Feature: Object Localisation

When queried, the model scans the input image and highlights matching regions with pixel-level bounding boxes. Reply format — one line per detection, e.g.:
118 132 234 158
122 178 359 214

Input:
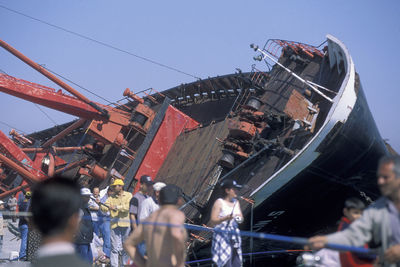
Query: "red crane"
0 39 199 198
0 39 156 195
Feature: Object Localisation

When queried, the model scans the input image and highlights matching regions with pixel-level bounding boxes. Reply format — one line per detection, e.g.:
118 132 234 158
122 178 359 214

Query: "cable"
0 4 201 80
0 120 27 134
0 67 9 75
42 65 113 104
33 104 58 126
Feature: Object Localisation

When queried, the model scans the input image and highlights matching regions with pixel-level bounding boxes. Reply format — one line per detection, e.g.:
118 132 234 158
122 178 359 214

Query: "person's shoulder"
130 195 139 205
33 254 90 267
132 192 142 200
168 208 185 220
213 198 223 207
123 191 132 197
367 197 387 209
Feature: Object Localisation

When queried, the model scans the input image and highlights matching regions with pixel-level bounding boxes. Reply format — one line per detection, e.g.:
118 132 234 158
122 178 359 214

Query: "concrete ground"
0 219 29 266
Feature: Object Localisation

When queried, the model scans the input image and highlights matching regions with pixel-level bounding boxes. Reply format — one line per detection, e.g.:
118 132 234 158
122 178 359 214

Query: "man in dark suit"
30 176 90 267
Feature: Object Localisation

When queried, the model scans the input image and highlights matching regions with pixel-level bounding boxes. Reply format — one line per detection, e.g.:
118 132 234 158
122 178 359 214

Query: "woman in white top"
210 179 243 267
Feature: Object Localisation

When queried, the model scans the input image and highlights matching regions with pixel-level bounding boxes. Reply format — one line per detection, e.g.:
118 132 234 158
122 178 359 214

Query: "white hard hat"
0 200 4 205
80 188 91 196
153 182 166 191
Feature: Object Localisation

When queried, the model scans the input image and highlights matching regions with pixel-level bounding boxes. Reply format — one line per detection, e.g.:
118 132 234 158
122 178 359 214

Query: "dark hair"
219 179 241 198
379 155 400 178
159 184 181 205
31 176 81 236
344 197 366 210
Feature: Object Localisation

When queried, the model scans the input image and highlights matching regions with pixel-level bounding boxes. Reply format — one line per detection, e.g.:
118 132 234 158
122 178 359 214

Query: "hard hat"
111 179 124 186
153 182 166 191
80 188 91 196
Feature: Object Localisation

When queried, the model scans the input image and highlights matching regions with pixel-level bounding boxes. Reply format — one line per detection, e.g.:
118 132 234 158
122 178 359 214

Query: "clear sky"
0 1 399 152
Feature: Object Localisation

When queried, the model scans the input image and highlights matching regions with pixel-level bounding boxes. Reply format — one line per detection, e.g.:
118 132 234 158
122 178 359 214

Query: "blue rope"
72 215 379 256
185 249 308 264
138 221 375 255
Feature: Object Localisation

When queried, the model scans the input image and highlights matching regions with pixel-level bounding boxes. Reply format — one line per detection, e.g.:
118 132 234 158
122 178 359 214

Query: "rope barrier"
185 249 311 264
2 211 375 256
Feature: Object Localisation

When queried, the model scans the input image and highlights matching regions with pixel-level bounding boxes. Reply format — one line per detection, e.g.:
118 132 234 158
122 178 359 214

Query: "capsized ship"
0 35 391 264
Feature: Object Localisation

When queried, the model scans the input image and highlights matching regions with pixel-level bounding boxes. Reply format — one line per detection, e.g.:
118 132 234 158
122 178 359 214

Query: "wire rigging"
33 104 58 126
0 4 201 80
0 120 27 134
42 65 114 104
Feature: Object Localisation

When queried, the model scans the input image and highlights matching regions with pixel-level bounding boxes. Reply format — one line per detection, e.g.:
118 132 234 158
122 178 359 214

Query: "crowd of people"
0 155 399 266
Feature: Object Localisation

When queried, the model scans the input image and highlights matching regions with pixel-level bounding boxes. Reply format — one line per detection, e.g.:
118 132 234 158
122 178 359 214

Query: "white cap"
80 188 91 196
0 200 4 205
110 168 123 179
153 182 166 191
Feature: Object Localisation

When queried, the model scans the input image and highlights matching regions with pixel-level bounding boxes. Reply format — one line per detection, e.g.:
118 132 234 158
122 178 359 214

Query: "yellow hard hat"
25 191 32 197
111 179 124 186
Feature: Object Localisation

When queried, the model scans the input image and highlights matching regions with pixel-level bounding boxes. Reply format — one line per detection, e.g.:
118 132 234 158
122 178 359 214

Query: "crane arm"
0 39 109 118
0 73 106 120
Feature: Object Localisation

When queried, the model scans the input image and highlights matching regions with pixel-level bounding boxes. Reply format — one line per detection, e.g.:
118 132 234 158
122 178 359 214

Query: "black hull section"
189 79 388 266
244 80 388 254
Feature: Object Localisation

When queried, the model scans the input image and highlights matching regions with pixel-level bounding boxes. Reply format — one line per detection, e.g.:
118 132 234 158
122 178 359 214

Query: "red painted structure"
0 38 199 199
133 105 199 193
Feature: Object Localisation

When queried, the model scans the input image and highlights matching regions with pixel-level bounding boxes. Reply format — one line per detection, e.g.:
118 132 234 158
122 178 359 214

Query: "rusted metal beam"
0 154 43 183
0 184 30 200
41 119 86 148
0 39 108 117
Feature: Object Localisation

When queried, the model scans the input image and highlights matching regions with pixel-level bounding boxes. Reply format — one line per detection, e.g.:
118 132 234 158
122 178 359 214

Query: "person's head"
139 175 154 194
25 191 32 200
377 155 400 199
31 176 81 239
153 182 166 201
78 176 91 188
343 197 365 222
110 168 122 186
159 184 181 206
110 179 124 194
0 200 4 210
93 187 100 198
220 179 242 200
80 188 91 205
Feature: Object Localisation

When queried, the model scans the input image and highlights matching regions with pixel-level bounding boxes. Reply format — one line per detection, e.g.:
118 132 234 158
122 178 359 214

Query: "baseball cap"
0 200 4 205
220 179 242 189
140 175 154 185
153 182 166 191
80 188 91 196
111 179 124 186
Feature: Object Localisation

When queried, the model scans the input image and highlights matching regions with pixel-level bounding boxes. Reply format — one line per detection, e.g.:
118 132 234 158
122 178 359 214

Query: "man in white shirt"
139 182 166 221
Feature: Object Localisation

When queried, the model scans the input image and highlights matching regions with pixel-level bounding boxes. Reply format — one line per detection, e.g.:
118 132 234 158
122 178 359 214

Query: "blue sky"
0 1 399 152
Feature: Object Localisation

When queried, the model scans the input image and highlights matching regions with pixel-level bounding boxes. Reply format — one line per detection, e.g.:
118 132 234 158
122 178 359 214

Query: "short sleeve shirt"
129 192 148 219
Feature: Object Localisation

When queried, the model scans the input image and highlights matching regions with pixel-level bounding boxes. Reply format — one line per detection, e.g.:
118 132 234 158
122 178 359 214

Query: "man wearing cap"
18 190 31 260
124 184 187 267
101 178 132 267
139 182 167 221
129 175 154 231
75 187 94 264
